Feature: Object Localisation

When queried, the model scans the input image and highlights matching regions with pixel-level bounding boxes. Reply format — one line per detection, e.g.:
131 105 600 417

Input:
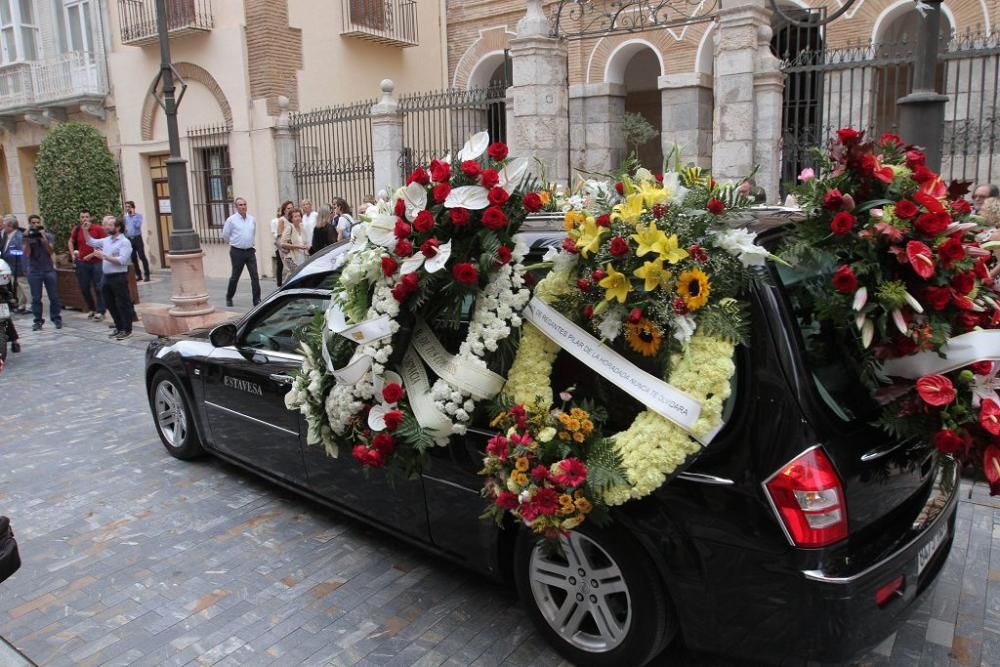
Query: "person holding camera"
23 214 62 332
0 216 27 314
68 209 107 321
83 215 134 340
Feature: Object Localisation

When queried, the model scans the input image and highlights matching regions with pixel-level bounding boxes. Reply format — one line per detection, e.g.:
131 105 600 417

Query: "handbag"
0 516 21 583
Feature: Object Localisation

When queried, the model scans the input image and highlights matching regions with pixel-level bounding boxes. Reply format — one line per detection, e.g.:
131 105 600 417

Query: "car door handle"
269 373 294 385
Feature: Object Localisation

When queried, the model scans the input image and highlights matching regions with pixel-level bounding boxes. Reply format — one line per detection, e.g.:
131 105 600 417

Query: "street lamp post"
896 0 949 171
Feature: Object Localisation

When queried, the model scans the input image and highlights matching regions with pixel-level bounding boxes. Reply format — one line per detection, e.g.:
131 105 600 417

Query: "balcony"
341 0 418 48
0 52 108 115
119 0 213 47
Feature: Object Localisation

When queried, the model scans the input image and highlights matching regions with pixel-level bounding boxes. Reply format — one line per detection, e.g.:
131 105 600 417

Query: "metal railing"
0 52 107 112
340 0 418 47
118 0 213 46
0 63 34 110
187 123 232 244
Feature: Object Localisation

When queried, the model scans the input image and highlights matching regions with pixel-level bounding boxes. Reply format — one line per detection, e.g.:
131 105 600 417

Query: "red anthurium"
981 399 1000 436
984 445 1000 496
932 429 964 454
906 241 936 279
916 374 956 406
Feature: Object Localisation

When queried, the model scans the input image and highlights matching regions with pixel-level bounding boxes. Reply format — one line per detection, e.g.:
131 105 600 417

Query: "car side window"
242 295 329 355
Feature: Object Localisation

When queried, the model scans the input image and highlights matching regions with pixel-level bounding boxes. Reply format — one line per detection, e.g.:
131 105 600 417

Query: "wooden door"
149 155 173 268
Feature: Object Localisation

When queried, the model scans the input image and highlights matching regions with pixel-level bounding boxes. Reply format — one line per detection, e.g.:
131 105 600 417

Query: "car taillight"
764 447 848 548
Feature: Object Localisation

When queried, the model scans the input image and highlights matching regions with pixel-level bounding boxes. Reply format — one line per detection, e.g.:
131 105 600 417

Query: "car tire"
515 523 676 667
149 369 204 460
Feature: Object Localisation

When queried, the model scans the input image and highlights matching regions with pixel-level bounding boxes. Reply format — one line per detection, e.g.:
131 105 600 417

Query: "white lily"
852 286 868 311
902 290 924 314
672 314 698 344
403 182 427 222
861 320 875 348
892 309 909 335
498 157 530 194
661 171 688 203
444 185 490 210
399 240 452 275
634 167 654 182
542 245 578 273
456 131 490 161
971 363 1000 407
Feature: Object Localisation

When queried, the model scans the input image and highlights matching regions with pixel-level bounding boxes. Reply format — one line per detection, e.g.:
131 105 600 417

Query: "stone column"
569 82 626 175
659 73 714 169
508 0 569 184
753 26 784 204
370 79 404 195
273 95 298 203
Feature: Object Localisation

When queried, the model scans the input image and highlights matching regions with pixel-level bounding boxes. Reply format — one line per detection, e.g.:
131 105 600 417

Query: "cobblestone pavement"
0 272 998 666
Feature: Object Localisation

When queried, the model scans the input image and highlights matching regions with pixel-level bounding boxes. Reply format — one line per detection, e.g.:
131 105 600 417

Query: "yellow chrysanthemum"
515 456 530 472
633 260 671 292
598 264 632 303
625 318 663 357
676 268 711 311
575 216 607 257
574 497 593 513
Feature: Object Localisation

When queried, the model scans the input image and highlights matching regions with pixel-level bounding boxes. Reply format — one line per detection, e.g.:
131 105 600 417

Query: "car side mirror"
210 322 238 348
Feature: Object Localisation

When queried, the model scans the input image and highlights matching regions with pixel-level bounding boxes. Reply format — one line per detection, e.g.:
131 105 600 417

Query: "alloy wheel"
154 380 188 447
528 531 632 653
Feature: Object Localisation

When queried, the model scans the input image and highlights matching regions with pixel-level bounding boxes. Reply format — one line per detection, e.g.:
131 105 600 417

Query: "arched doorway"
467 51 511 145
607 42 663 169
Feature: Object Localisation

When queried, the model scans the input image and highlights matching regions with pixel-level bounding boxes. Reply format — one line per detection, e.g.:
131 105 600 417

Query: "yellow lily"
638 181 668 208
611 193 646 225
598 264 632 303
575 216 608 257
658 233 689 264
633 260 671 292
631 221 668 258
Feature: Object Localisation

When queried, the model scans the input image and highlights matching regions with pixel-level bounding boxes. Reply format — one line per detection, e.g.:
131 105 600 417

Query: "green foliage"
622 112 657 155
36 122 123 248
584 438 628 497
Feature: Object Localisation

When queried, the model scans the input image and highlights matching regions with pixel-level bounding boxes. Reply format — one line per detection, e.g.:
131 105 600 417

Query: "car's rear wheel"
150 369 204 460
515 524 675 667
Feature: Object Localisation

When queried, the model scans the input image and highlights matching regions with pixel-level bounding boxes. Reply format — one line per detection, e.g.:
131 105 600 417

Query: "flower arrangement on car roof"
782 129 1000 490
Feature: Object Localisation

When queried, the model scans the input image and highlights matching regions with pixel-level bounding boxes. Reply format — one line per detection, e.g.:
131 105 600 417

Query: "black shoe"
116 331 132 341
31 322 42 331
54 320 63 330
108 329 120 338
226 299 234 307
11 342 20 353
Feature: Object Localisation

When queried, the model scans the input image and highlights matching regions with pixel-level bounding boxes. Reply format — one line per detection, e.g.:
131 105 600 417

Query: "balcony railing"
119 0 213 46
341 0 418 47
0 52 108 113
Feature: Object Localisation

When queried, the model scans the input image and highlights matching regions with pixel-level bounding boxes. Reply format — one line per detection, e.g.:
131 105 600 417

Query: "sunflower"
676 268 711 311
625 318 663 357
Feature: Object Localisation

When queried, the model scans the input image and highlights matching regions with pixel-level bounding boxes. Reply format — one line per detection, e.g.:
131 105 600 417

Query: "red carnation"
830 211 856 236
881 133 904 147
915 212 950 237
419 238 440 258
452 262 479 286
951 198 972 215
924 286 951 311
980 399 1000 436
894 199 918 220
591 269 607 282
461 160 481 178
487 142 509 161
576 278 592 292
932 429 964 454
394 238 414 258
906 241 936 279
551 458 588 488
450 208 470 226
432 183 451 203
429 159 451 183
394 198 407 217
628 307 643 324
488 187 510 207
938 237 966 267
906 149 927 168
413 210 435 233
823 189 844 211
480 168 500 188
394 219 412 239
672 298 688 315
382 382 405 404
383 409 404 431
482 206 508 231
407 167 429 186
951 271 975 295
688 245 708 263
609 236 630 257
381 255 398 277
495 491 518 510
837 127 862 144
596 214 611 227
615 182 625 195
391 272 419 302
495 245 511 265
707 198 725 215
916 374 956 406
652 204 667 218
523 192 543 212
371 433 395 456
831 264 858 294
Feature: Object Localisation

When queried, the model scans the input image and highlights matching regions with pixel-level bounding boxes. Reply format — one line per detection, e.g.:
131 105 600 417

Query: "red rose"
591 269 606 282
912 165 936 183
482 206 508 231
924 286 951 311
371 433 395 456
823 189 844 211
381 255 398 277
487 187 510 207
971 361 994 376
980 399 1000 436
830 211 856 236
480 168 500 188
916 374 956 406
707 198 725 215
461 160 481 178
413 210 435 233
394 238 414 257
894 199 918 219
406 167 429 186
906 241 936 279
383 409 404 431
561 237 578 254
432 183 451 203
394 219 412 239
523 192 543 212
609 236 629 256
915 212 950 237
495 245 511 265
582 305 594 318
352 444 372 466
596 214 611 227
382 382 405 404
957 311 983 331
951 271 975 295
881 133 904 147
831 264 858 294
450 208 470 226
394 198 406 217
390 272 418 301
615 182 625 195
429 159 451 183
951 198 972 215
419 238 440 257
837 127 862 144
628 307 643 324
932 429 964 454
487 142 509 161
906 149 927 168
938 237 966 266
495 491 518 510
452 262 479 286
576 278 592 292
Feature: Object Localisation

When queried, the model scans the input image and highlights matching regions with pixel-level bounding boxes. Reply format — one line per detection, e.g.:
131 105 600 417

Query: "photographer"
23 214 62 331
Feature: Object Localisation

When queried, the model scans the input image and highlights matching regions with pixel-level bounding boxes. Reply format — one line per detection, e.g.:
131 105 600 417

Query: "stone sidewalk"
0 275 998 666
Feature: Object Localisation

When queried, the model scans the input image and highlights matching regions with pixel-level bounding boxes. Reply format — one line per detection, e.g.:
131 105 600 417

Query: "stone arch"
695 23 714 75
140 63 232 142
452 26 516 89
467 50 508 90
872 0 956 44
585 28 694 83
603 38 665 85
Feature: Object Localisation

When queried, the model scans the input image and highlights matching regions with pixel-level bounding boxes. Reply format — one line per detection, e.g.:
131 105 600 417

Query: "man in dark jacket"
0 215 27 314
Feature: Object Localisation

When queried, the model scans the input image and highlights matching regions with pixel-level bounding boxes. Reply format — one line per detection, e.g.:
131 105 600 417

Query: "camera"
26 227 41 239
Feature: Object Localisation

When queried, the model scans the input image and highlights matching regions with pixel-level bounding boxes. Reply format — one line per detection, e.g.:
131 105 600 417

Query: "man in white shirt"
301 199 317 247
222 197 261 307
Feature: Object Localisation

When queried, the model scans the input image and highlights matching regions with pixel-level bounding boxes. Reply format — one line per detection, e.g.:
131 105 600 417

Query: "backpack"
337 213 355 239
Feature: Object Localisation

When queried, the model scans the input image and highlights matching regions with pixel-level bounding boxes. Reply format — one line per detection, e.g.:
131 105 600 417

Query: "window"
0 0 40 64
243 295 330 355
201 146 232 227
62 0 94 53
349 0 386 30
187 123 234 243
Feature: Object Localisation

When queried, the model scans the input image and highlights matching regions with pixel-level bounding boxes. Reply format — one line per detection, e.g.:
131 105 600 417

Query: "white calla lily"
456 131 490 161
424 240 452 273
400 253 425 275
444 185 491 210
902 290 924 314
892 309 909 335
366 214 398 248
498 157 530 194
403 182 427 222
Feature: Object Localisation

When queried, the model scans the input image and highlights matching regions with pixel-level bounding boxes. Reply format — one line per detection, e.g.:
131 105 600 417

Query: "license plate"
917 525 947 577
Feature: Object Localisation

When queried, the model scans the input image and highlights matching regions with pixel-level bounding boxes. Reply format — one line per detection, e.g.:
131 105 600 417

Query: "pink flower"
798 168 815 182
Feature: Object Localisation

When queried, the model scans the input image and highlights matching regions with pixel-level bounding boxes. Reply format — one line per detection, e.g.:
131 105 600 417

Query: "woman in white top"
270 200 293 286
279 207 309 275
333 197 356 242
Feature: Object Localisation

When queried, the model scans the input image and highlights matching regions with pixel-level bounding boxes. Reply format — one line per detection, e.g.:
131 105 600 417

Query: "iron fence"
186 123 232 244
398 85 508 179
290 99 377 213
941 31 1000 185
